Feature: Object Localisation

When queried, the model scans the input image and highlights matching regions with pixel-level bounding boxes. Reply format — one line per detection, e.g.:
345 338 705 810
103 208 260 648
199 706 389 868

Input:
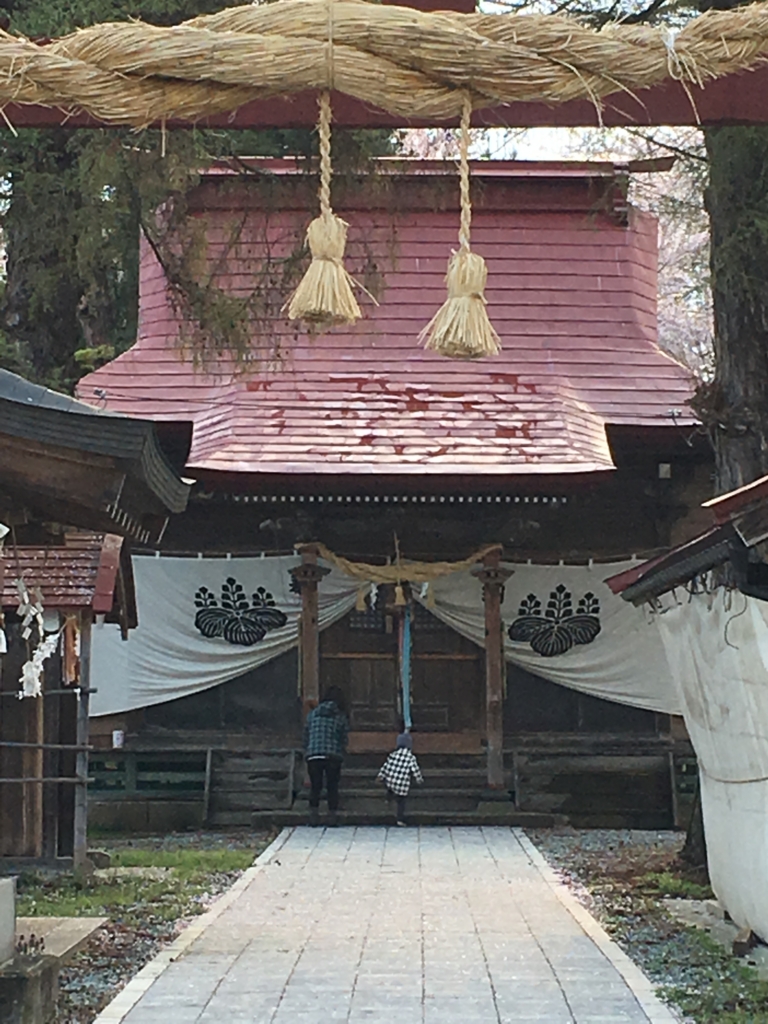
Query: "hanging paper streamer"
19 630 61 699
419 93 501 360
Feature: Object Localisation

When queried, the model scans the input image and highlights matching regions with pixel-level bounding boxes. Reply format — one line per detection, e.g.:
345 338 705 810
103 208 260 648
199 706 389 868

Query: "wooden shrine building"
77 158 710 828
0 370 190 867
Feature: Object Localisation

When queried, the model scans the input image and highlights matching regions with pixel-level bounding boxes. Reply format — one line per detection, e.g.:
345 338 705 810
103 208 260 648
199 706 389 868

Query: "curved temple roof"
79 160 695 481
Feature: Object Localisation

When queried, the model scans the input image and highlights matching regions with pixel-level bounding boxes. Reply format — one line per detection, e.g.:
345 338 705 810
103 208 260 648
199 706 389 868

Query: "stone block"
733 926 757 957
0 878 15 967
147 800 203 833
86 849 111 869
89 798 202 833
0 955 58 1024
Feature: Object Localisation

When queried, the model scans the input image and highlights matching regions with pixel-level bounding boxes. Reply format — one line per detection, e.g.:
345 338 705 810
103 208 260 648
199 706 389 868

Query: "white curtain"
91 554 358 716
423 560 680 714
655 590 768 941
92 554 679 716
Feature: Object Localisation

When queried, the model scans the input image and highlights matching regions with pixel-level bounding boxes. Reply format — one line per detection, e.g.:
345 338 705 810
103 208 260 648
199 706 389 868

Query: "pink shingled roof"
78 160 695 477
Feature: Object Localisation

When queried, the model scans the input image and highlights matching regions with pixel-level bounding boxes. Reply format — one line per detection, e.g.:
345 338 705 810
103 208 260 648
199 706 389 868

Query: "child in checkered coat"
377 731 423 826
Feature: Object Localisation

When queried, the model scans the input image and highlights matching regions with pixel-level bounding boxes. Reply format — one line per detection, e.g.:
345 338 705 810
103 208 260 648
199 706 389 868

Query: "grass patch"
656 929 768 1022
640 870 715 901
108 847 254 875
17 874 207 922
16 831 274 1024
16 837 269 923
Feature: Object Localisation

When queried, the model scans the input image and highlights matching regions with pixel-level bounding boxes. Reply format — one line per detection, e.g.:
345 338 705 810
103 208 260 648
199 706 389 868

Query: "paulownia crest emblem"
508 584 601 657
194 577 287 646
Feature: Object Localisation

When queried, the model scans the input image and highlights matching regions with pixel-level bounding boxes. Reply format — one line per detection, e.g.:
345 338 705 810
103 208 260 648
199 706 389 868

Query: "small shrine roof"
79 160 696 480
0 533 136 628
605 472 768 605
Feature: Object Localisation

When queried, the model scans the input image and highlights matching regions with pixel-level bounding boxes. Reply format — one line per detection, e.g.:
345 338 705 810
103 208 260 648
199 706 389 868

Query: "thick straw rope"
6 0 768 126
302 542 500 585
419 94 501 360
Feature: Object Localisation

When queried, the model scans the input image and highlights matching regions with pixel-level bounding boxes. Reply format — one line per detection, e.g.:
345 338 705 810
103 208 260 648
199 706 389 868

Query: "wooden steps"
245 809 565 828
205 750 297 826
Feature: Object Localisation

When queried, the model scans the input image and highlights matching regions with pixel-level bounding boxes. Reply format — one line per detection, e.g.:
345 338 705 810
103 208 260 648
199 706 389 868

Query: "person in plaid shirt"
303 686 349 827
377 731 423 826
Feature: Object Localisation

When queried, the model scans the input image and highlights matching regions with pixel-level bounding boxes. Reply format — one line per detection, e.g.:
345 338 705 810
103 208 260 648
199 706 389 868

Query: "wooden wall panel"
504 662 658 736
144 649 301 740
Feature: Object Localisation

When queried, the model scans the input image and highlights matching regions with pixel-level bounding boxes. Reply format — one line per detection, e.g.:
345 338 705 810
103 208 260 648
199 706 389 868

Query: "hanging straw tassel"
355 585 368 612
419 94 501 360
284 91 363 328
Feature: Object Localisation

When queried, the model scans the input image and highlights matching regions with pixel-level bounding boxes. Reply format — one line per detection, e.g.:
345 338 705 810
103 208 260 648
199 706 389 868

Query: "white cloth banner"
93 554 679 717
424 560 680 714
91 555 358 716
656 591 768 940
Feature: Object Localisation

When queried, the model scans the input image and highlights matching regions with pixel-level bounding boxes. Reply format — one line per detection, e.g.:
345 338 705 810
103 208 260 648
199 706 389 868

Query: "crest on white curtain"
194 577 288 646
508 584 601 657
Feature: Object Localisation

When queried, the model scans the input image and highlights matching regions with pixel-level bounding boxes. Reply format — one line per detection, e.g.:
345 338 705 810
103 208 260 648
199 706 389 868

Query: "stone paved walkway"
96 827 678 1024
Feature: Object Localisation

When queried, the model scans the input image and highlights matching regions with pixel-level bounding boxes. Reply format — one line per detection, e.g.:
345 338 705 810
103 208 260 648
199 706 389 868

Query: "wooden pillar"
73 610 92 873
290 547 330 719
22 688 44 858
473 548 513 790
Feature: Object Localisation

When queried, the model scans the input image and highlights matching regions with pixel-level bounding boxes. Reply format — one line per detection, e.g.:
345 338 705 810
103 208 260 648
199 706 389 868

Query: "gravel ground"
529 826 684 912
49 830 275 1024
528 827 768 1023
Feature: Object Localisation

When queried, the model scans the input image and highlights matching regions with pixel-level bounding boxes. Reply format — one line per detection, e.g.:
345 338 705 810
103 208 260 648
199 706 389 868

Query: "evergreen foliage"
0 0 392 390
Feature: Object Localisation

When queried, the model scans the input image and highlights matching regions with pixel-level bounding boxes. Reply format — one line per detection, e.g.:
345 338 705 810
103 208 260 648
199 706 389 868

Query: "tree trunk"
680 778 708 875
684 126 768 880
699 126 768 491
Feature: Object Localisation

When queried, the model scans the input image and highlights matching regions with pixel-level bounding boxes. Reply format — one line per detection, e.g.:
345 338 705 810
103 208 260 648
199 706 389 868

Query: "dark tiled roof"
0 368 192 522
1 533 127 613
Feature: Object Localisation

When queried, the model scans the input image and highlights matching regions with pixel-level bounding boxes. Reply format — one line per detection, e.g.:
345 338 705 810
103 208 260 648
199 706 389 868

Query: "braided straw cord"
5 0 768 126
458 92 472 251
318 90 332 217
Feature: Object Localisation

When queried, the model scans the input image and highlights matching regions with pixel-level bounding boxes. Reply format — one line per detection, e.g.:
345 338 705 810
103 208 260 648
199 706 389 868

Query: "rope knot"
445 248 489 299
660 26 684 80
306 210 349 261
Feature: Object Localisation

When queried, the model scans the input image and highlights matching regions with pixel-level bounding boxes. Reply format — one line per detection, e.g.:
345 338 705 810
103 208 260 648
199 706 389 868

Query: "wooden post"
202 747 213 827
22 688 44 858
473 548 513 790
290 546 330 719
73 610 92 873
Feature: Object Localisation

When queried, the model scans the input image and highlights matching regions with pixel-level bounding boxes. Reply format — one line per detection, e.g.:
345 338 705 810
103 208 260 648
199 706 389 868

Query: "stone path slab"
94 827 678 1024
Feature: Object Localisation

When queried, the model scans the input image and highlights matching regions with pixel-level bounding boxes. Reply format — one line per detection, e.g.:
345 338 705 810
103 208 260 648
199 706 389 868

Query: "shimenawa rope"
14 0 768 127
301 541 501 585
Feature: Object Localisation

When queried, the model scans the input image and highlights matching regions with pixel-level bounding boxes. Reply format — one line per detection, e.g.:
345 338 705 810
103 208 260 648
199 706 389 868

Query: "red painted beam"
4 67 768 130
